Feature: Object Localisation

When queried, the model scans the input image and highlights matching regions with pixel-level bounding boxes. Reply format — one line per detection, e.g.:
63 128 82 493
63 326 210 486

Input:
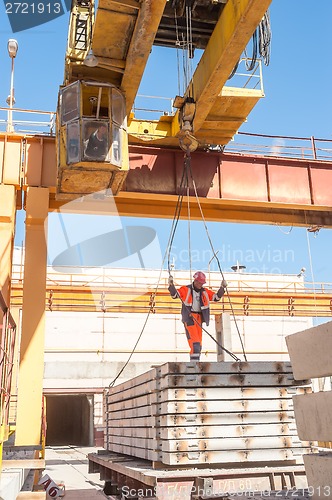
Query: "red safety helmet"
193 271 206 284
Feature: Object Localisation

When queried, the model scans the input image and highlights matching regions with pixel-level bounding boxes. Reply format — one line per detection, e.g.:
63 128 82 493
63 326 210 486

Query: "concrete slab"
0 451 42 499
2 459 45 470
0 469 25 500
59 491 105 498
303 452 332 500
16 493 46 499
106 361 309 466
293 391 332 441
286 321 332 380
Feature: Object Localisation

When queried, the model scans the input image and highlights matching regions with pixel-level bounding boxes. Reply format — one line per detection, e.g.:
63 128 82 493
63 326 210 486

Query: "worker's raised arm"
168 275 178 299
213 279 228 302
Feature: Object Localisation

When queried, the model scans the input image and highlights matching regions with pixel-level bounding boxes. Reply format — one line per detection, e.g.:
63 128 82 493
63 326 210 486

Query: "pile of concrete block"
104 361 312 466
286 320 332 499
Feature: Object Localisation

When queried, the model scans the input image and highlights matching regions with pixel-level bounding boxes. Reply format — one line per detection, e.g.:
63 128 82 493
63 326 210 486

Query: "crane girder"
69 0 167 116
2 133 332 228
181 0 272 135
120 0 168 116
65 0 272 148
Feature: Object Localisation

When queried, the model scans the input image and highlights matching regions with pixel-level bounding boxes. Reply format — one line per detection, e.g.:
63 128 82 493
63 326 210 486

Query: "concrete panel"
104 361 310 466
0 468 26 500
303 453 332 499
293 391 332 441
286 321 332 380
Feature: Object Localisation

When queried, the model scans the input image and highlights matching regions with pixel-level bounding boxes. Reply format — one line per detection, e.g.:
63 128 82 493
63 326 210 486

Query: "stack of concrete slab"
104 361 312 466
286 321 332 499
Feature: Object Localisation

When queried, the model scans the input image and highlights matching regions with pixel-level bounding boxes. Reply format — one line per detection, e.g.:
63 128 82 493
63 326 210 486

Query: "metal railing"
1 106 332 163
132 58 263 121
11 261 332 295
0 106 55 135
224 131 332 162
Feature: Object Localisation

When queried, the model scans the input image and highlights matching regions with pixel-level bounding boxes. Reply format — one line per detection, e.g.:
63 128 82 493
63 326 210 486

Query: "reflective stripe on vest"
201 290 210 311
183 287 193 307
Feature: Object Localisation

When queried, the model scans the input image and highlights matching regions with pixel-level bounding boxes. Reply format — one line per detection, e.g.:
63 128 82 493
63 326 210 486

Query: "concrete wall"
43 311 312 389
11 261 314 446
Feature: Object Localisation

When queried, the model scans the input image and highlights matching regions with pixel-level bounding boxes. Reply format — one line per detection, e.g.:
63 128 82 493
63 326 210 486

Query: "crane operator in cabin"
85 123 108 160
168 272 227 361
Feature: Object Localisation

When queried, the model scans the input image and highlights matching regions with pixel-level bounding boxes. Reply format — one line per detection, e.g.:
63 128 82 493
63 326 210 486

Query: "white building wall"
43 308 312 389
11 253 315 443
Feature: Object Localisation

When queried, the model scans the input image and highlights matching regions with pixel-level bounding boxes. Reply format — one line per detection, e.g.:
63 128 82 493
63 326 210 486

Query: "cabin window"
61 83 80 125
111 125 121 165
82 119 110 161
111 88 126 126
67 121 80 164
82 85 109 118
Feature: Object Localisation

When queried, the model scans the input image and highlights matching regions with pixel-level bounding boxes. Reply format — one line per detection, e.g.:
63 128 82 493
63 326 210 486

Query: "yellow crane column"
15 187 49 445
0 184 16 460
0 185 16 307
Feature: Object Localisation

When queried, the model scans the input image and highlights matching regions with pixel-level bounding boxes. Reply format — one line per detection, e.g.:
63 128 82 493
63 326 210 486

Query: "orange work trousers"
184 313 202 361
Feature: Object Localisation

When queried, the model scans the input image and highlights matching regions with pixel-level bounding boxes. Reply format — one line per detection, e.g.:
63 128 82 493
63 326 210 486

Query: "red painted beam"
126 146 332 207
2 134 331 225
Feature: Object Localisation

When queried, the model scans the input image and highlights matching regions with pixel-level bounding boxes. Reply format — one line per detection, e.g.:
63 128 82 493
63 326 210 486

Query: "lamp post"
6 39 18 133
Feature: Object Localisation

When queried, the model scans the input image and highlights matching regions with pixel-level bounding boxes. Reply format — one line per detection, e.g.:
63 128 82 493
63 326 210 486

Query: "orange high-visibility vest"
174 284 220 326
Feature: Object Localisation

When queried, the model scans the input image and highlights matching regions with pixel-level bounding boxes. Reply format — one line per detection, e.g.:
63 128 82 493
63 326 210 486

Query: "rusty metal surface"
212 492 311 499
126 147 332 208
88 451 308 499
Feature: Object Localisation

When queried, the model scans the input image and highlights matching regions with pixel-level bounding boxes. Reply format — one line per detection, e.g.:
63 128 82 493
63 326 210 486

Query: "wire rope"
167 152 244 362
174 9 182 96
305 216 318 322
244 28 258 71
109 156 190 388
187 183 192 280
275 223 294 235
259 10 272 66
186 155 248 362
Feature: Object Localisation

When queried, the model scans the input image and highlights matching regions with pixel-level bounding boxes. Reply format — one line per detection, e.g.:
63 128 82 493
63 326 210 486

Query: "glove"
221 279 227 288
168 275 177 298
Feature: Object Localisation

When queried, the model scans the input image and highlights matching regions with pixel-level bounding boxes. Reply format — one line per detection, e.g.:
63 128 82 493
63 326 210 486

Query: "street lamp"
6 39 18 133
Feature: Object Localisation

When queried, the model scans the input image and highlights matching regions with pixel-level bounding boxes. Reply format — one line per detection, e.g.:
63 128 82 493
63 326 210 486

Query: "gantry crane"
2 0 332 471
56 0 272 198
0 0 274 453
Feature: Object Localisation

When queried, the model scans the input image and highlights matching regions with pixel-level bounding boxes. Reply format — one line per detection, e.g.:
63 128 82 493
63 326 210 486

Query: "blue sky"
1 1 332 285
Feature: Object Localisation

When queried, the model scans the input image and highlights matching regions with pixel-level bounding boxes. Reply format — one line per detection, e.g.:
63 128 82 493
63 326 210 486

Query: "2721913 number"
5 2 61 14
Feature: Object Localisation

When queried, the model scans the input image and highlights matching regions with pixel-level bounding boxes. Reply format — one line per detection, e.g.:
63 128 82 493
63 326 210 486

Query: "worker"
85 123 108 160
168 271 227 361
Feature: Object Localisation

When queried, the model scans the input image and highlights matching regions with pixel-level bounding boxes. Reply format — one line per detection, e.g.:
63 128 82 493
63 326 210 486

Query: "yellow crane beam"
92 0 167 116
65 0 272 147
173 0 272 142
10 283 332 317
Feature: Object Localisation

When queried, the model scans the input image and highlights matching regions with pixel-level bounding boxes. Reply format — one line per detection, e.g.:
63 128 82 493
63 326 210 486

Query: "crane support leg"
0 185 16 307
0 185 16 463
15 187 49 446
